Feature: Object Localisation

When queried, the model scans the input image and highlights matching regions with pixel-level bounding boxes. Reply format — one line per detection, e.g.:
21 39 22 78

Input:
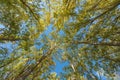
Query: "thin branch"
91 1 120 23
0 37 28 41
0 56 20 68
104 56 120 63
75 1 120 29
88 0 102 11
73 41 120 46
20 0 40 24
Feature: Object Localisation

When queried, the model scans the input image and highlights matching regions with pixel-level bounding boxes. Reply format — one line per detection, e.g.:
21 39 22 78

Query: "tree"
0 0 120 80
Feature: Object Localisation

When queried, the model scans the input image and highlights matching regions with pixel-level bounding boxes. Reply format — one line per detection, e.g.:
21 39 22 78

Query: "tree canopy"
0 0 120 80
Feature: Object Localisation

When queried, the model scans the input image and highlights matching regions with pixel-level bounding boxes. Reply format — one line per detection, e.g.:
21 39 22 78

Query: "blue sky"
36 25 69 75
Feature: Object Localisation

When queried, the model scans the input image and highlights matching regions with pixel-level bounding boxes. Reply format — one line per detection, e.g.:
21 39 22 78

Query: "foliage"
0 0 120 80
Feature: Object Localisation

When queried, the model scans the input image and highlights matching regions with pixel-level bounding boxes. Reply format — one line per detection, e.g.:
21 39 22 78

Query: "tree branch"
104 56 120 63
0 36 29 41
91 0 120 23
20 0 40 24
14 46 56 80
88 0 102 11
73 41 120 46
0 57 19 68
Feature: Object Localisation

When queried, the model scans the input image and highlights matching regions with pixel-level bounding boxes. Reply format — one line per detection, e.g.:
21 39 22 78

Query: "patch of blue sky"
35 42 44 50
0 42 17 54
0 24 5 34
98 37 103 42
58 30 66 37
34 25 52 48
91 69 107 80
52 58 69 76
0 24 4 28
74 27 87 41
38 11 44 15
117 5 120 9
18 21 29 36
44 24 53 35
